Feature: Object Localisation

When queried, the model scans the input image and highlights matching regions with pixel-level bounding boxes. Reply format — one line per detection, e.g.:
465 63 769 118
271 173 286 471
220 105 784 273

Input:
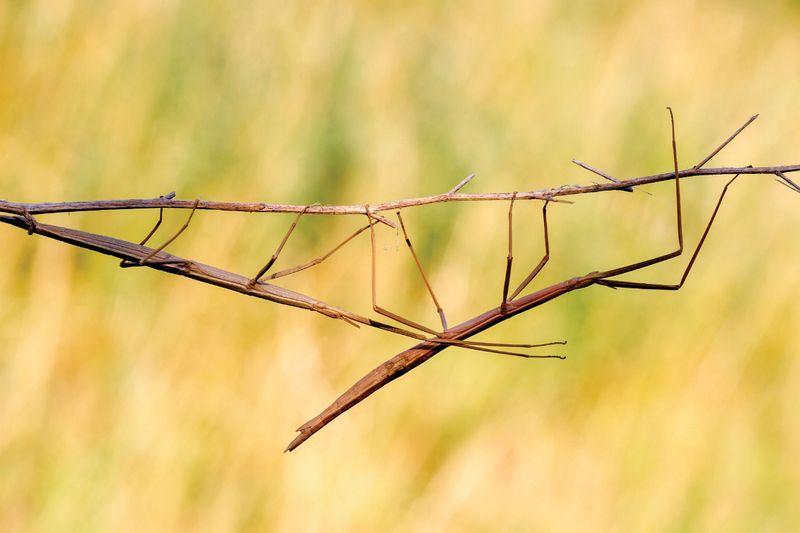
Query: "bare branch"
2 164 798 223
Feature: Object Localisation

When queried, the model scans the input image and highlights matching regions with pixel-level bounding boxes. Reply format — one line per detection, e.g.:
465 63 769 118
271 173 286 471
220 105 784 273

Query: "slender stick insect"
0 110 797 451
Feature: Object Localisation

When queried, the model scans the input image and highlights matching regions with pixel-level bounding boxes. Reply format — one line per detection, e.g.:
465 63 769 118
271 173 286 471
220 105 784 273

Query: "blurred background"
1 1 800 531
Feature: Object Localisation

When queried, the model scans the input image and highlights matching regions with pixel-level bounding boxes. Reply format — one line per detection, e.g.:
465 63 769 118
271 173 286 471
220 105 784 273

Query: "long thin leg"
396 210 448 331
776 171 800 193
248 205 310 287
265 222 374 280
363 311 564 357
138 208 164 246
366 207 562 354
120 192 181 267
120 208 164 267
591 107 684 280
596 175 739 290
509 201 550 301
501 193 517 308
367 206 439 336
139 200 200 265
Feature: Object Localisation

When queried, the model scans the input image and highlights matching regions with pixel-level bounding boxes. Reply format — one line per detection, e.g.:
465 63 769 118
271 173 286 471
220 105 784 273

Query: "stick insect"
1 110 798 452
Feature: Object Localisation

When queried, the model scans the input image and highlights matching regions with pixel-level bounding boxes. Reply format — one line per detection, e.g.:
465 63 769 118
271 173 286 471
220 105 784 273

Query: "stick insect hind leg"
592 107 740 289
366 206 565 358
595 174 739 290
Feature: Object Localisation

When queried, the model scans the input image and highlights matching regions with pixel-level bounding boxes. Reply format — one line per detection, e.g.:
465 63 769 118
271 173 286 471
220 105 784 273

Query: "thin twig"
2 164 798 221
693 114 758 169
448 173 476 194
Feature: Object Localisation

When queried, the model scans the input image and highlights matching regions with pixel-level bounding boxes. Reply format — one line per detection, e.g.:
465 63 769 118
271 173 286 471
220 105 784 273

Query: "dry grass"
1 1 800 531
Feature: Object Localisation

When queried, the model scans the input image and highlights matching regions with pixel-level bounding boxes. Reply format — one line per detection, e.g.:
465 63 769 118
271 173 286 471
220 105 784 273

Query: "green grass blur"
2 1 800 531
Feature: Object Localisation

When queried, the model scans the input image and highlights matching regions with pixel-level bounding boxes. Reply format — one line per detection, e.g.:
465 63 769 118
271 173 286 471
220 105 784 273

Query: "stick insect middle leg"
508 200 551 302
365 206 564 356
501 192 517 309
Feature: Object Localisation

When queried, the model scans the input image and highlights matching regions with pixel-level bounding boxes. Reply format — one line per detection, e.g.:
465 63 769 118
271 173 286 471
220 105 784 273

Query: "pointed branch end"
284 432 308 453
285 417 324 452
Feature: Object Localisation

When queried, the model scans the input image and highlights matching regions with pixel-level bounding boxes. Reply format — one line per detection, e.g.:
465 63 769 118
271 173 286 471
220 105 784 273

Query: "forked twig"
0 111 797 453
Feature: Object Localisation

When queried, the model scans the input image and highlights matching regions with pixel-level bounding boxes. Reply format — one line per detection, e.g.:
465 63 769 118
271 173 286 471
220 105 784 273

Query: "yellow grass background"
2 1 800 531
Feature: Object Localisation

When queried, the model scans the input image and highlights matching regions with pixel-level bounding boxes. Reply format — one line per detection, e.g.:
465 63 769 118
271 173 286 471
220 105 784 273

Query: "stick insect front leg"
247 205 312 288
120 199 200 268
119 207 164 267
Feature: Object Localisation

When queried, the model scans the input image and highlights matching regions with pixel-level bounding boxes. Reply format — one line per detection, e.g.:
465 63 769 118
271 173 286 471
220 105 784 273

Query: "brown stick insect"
1 109 797 451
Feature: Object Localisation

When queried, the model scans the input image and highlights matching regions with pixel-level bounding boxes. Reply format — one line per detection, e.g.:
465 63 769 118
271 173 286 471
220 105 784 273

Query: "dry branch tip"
448 173 476 195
